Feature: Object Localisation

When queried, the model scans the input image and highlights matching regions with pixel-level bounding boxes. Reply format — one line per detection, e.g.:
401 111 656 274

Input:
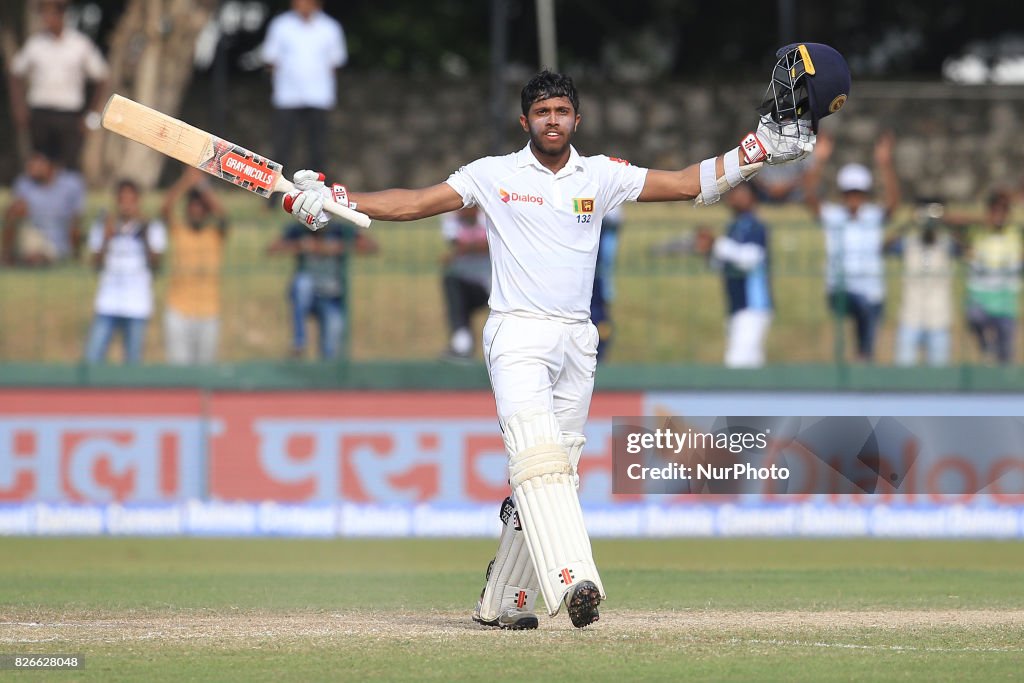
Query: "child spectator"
803 132 900 363
964 190 1022 364
699 184 773 367
885 198 960 366
267 221 377 360
161 169 228 365
84 180 166 364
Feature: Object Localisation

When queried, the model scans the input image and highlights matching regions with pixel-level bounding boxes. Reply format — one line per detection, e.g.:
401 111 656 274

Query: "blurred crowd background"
2 0 1023 369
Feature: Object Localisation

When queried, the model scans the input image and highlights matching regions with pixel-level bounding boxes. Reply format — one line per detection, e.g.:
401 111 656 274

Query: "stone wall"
5 75 1023 203
226 76 1015 203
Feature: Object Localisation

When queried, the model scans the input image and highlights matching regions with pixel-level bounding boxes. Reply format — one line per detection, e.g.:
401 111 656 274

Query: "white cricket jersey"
446 144 647 320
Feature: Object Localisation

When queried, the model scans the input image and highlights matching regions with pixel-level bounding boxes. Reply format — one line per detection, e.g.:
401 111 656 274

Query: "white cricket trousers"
482 312 599 434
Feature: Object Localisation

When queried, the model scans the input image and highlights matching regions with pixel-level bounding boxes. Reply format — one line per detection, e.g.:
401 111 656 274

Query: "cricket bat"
101 94 371 229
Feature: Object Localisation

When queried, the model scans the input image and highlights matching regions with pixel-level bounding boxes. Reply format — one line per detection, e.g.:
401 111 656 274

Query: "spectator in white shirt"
261 0 347 178
804 133 901 363
9 0 109 171
440 206 491 359
84 181 167 365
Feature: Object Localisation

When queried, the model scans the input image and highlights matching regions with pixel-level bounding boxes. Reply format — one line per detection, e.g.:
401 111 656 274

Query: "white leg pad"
505 408 604 616
477 431 588 621
475 497 539 622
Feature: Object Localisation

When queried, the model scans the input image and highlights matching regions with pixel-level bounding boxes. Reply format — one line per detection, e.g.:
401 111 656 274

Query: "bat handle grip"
274 178 372 229
322 197 372 229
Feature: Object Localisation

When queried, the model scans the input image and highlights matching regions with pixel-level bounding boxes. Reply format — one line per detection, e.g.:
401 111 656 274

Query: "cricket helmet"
758 43 851 133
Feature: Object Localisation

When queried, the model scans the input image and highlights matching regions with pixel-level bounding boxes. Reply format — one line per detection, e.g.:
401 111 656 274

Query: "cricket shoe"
472 562 539 630
564 580 601 628
472 607 539 630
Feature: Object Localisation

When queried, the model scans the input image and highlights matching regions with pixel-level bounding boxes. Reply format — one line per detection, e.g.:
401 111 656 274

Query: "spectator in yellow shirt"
160 169 228 365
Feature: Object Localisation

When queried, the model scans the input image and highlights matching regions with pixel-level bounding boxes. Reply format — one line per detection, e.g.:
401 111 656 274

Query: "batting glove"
740 115 816 165
282 170 353 231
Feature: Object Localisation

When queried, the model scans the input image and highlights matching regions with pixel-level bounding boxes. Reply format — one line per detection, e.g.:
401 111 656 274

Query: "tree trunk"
0 0 40 164
83 0 216 189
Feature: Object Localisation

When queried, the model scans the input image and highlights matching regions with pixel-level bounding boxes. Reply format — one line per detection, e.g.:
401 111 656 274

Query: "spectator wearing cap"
1 148 86 266
804 132 901 362
9 0 109 171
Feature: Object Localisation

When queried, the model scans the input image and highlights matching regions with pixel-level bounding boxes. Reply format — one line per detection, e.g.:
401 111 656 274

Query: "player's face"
520 97 580 157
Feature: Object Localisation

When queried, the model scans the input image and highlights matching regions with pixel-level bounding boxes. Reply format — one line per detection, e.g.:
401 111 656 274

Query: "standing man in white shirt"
261 0 347 181
9 0 109 171
281 46 848 629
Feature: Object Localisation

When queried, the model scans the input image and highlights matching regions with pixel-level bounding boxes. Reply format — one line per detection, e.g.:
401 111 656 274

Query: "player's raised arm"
348 183 466 222
638 119 814 204
641 43 849 207
281 171 464 229
802 132 833 217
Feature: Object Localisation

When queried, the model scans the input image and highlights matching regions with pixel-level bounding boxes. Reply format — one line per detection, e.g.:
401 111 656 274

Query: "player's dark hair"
521 70 580 115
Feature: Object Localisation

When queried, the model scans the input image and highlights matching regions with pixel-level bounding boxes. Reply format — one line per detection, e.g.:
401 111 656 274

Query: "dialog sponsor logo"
499 188 544 205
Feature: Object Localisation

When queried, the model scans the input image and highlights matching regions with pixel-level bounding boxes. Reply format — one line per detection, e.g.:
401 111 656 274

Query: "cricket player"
283 44 850 629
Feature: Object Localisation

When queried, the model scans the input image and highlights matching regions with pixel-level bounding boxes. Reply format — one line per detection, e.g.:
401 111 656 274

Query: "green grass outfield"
2 537 1023 681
